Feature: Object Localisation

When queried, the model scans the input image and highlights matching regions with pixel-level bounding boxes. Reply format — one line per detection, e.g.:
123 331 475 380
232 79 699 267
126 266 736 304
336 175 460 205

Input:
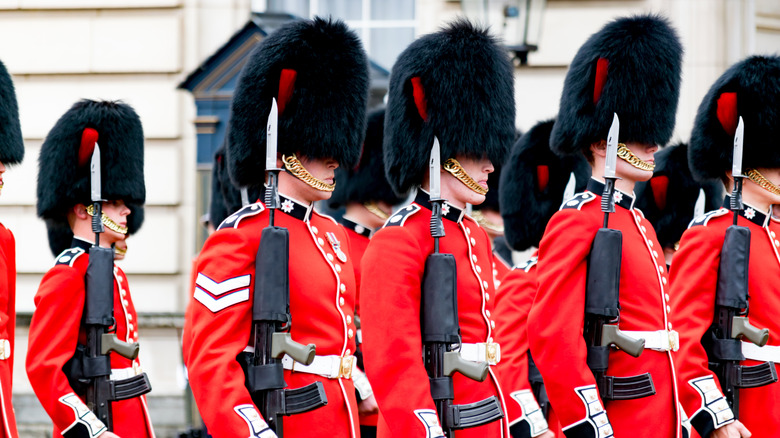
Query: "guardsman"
327 107 406 438
183 17 369 437
671 55 780 438
360 20 516 437
494 119 590 438
470 166 513 286
0 58 24 438
633 143 722 266
27 99 154 438
527 15 687 438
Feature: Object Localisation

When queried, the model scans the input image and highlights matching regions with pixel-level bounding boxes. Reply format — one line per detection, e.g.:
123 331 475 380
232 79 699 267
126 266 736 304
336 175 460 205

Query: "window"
266 0 416 71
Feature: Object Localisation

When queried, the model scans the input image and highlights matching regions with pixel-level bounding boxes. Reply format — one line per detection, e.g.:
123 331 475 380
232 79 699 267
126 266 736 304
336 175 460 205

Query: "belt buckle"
485 342 498 365
0 339 9 360
339 356 354 379
668 331 679 352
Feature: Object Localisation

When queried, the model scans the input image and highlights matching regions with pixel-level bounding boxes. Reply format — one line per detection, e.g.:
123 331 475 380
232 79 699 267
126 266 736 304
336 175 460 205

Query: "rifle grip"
601 325 644 358
101 333 140 360
271 332 316 365
733 316 770 347
443 351 489 382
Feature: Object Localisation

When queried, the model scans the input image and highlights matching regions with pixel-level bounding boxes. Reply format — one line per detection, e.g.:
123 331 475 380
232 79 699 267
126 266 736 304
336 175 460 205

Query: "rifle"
421 137 504 437
709 116 776 415
80 128 151 429
241 98 327 436
583 114 654 401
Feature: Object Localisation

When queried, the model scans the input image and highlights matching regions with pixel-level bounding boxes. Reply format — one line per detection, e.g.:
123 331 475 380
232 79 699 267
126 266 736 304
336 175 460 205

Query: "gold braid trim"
616 143 655 171
471 210 504 234
282 154 336 192
115 245 127 257
85 204 129 234
746 168 780 196
442 158 488 195
363 201 390 220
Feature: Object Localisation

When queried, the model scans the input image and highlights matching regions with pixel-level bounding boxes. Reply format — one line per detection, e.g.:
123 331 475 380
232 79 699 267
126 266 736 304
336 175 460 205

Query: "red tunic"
528 179 684 438
26 238 154 438
670 199 780 438
184 195 359 438
0 224 18 438
494 253 558 438
361 192 510 438
339 217 378 428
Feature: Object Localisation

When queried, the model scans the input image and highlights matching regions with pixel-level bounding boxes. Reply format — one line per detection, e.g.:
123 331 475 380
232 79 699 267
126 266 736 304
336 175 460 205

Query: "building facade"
0 0 777 436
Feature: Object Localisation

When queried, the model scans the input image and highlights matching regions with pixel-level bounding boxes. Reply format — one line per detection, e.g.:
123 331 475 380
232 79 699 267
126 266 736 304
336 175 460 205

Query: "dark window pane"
370 0 414 20
319 0 362 20
370 27 415 70
267 0 310 16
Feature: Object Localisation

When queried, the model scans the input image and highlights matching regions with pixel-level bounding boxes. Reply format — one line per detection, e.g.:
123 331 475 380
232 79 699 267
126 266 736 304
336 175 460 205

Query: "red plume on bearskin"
551 15 682 157
500 119 590 251
0 59 24 165
689 55 780 181
715 92 738 137
37 99 145 223
384 19 515 194
277 68 297 116
78 127 99 168
635 143 723 249
227 18 369 189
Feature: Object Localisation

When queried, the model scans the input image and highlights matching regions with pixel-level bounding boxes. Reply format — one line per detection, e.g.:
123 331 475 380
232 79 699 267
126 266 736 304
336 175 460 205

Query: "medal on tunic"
326 231 348 263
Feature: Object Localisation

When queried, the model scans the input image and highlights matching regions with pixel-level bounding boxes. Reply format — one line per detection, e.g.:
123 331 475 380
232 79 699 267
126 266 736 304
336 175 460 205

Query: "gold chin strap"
363 201 390 221
115 245 127 257
471 210 504 235
746 168 780 196
617 143 655 171
442 158 488 196
85 204 129 235
282 154 336 192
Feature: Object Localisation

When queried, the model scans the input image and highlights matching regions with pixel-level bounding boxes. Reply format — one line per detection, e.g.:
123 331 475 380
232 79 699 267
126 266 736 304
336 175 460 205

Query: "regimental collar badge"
414 190 465 223
326 231 348 263
587 178 634 210
277 194 313 222
722 195 769 227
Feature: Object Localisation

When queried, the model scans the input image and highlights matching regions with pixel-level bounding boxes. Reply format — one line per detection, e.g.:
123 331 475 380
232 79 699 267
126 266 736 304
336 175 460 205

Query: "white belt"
623 330 679 352
742 342 780 362
281 354 356 379
459 342 501 365
110 364 143 381
0 339 10 360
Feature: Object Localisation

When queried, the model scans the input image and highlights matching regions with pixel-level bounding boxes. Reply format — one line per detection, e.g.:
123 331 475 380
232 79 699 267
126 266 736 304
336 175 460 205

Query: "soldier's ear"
72 203 90 220
590 140 607 157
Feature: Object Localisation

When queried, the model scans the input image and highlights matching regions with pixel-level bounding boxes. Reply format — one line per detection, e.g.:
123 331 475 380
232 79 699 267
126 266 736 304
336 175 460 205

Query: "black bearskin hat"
500 119 590 251
550 15 682 157
210 142 261 226
384 19 515 194
329 108 406 209
45 204 145 257
635 143 722 250
689 55 780 181
37 99 145 222
227 17 369 187
0 59 24 165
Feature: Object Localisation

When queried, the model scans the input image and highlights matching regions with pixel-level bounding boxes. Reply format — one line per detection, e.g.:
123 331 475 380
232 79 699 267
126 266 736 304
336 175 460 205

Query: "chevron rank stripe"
194 273 251 313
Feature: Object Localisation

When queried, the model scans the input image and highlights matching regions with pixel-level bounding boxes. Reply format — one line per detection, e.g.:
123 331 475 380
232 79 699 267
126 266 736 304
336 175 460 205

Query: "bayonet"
265 98 281 214
90 142 105 236
428 137 445 243
604 113 619 180
730 117 745 216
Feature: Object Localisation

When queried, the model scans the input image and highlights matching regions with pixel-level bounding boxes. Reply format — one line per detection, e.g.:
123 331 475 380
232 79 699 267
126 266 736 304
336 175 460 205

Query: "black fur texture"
227 17 369 187
689 55 780 181
635 143 723 249
0 59 24 165
45 203 145 257
37 100 145 222
329 108 406 209
210 142 261 226
384 19 515 194
550 15 682 156
500 119 590 250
